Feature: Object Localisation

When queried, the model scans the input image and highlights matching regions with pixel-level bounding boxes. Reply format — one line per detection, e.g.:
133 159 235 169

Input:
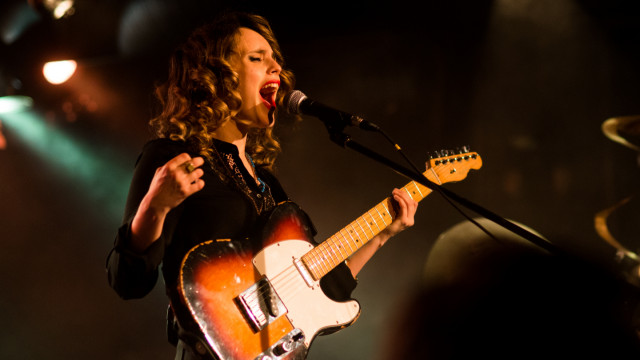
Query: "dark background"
2 0 640 359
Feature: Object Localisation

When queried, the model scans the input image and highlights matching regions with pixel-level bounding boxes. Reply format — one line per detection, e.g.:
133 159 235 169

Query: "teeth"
261 83 279 90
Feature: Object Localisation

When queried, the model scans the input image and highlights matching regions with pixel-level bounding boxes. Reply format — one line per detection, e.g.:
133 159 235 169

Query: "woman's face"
229 27 282 130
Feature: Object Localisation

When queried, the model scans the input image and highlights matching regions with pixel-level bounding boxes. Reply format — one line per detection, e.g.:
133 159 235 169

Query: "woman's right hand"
130 153 205 252
144 153 205 214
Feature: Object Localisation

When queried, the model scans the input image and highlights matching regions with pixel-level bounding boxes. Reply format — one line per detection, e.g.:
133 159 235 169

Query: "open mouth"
259 81 279 108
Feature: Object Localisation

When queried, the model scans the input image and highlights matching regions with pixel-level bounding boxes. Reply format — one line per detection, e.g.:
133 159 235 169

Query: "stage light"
0 95 33 114
50 0 74 19
43 60 77 84
28 0 76 19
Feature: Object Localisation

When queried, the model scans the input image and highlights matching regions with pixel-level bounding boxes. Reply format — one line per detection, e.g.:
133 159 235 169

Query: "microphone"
284 90 380 131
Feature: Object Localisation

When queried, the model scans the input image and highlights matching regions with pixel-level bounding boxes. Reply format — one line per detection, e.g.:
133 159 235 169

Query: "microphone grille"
284 90 307 115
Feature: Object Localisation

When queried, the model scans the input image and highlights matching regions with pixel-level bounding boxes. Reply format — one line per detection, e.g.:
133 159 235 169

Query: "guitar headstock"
425 148 482 184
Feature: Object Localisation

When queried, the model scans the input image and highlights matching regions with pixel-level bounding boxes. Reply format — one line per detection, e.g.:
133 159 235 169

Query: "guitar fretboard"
300 172 438 281
299 152 480 281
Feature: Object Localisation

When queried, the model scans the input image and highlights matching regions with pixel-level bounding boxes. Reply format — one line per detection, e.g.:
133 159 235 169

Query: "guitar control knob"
272 340 294 356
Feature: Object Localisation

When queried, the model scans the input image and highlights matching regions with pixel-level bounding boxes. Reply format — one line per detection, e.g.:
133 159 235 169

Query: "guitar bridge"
236 276 287 332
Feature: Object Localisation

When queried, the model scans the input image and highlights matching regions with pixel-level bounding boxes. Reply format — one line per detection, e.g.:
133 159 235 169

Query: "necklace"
245 153 266 193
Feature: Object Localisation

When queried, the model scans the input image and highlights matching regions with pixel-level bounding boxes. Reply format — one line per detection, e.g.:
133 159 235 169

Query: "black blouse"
106 138 356 303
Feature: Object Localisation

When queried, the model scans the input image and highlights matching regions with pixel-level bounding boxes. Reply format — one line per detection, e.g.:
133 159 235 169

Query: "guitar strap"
167 303 216 359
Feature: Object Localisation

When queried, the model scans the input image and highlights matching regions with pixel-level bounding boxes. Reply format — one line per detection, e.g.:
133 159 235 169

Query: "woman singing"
106 11 418 360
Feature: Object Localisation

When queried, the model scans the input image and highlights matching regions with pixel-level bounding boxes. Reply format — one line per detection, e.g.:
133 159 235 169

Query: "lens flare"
43 60 77 84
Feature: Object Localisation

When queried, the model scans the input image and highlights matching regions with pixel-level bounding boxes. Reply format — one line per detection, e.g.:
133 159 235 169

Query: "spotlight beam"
1 108 129 220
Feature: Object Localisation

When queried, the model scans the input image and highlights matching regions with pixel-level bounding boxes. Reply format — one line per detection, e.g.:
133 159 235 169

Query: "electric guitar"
176 150 482 359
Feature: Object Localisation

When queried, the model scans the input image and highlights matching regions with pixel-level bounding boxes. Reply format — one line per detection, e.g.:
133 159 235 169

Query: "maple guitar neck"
301 152 482 281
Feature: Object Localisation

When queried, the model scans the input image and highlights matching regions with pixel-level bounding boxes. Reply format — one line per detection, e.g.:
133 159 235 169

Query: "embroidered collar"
208 138 275 215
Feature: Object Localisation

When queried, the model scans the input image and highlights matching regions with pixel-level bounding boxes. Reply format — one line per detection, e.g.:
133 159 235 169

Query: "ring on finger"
185 162 196 173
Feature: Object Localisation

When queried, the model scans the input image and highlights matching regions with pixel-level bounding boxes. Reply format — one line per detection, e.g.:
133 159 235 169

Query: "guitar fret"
306 252 321 280
355 219 370 240
367 210 382 233
325 242 340 268
301 255 317 280
366 217 377 236
340 229 356 253
381 202 393 219
344 227 362 256
402 187 414 200
325 240 341 267
373 204 389 226
360 216 375 238
332 235 348 260
429 167 443 185
349 224 363 247
318 241 341 278
411 181 425 199
415 183 433 201
313 247 329 278
317 244 335 273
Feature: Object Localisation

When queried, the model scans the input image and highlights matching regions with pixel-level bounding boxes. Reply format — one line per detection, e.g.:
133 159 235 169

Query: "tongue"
261 91 276 107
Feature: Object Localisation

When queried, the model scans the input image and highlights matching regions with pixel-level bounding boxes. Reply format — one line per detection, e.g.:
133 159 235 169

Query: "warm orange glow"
43 60 77 84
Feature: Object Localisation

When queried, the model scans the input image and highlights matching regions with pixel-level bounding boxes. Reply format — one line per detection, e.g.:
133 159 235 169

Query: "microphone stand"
322 120 562 256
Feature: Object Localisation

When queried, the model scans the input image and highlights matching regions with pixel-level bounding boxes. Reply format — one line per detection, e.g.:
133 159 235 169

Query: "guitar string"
267 185 421 301
270 205 391 300
242 175 439 307
239 159 465 316
247 183 422 304
306 199 398 277
243 218 377 307
245 207 392 307
247 192 428 313
281 161 465 300
243 264 300 310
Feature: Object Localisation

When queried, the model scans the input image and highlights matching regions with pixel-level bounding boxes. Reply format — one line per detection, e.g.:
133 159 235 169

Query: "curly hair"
150 12 295 170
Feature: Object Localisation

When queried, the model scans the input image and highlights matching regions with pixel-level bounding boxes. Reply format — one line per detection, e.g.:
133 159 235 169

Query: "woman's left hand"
383 188 419 238
346 188 418 277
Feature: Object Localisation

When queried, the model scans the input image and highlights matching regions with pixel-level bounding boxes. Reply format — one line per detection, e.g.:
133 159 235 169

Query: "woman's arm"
106 145 205 299
346 188 418 277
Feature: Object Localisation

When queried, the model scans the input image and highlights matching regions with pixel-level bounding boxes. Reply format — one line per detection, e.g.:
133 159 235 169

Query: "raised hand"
145 153 206 214
130 153 205 252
